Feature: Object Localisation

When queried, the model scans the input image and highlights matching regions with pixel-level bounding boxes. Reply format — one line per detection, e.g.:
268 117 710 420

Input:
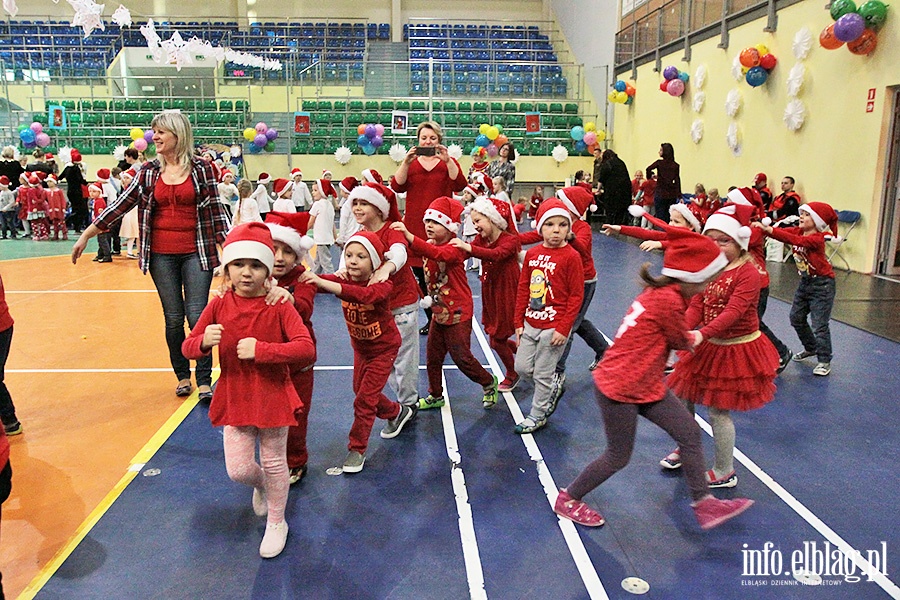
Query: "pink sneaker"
498 374 520 392
693 496 754 530
553 489 605 527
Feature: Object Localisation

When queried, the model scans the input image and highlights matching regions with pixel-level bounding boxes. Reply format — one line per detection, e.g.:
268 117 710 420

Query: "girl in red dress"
451 197 522 390
665 204 780 488
182 222 316 559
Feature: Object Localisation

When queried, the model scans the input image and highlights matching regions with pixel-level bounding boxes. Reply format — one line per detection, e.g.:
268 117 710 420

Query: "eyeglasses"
708 236 735 246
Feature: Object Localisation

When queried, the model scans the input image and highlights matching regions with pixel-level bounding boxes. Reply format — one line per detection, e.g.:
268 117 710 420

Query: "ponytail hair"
639 263 676 288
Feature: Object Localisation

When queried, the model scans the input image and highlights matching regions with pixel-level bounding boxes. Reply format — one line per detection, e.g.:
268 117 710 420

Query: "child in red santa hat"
335 176 360 247
251 172 273 219
301 230 414 473
0 177 16 239
753 201 838 377
87 183 111 260
25 174 51 241
554 226 754 531
664 204 780 487
217 169 239 218
270 178 296 214
289 168 312 211
183 222 315 558
308 179 337 274
450 196 522 391
392 196 500 410
119 168 140 257
44 174 68 241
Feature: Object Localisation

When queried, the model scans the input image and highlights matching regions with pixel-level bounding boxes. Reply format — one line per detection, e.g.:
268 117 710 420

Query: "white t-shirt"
236 197 262 224
271 197 296 213
335 198 360 246
309 198 335 244
250 183 271 213
291 180 312 209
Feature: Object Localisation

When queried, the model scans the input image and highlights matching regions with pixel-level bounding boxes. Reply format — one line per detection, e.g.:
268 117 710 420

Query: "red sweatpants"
349 347 401 454
489 335 518 380
286 366 313 470
426 319 494 396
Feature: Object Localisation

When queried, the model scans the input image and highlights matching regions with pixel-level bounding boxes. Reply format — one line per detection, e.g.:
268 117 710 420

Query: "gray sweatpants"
515 323 567 421
312 244 334 274
389 304 421 407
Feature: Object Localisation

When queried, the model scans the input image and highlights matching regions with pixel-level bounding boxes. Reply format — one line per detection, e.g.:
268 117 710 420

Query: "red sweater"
468 231 521 338
0 274 13 332
748 227 770 288
275 265 317 345
182 292 316 427
44 188 67 220
515 243 584 336
321 275 400 354
766 227 835 278
371 221 421 310
390 158 467 267
617 225 666 242
410 235 473 325
152 177 198 254
686 260 761 340
520 219 596 281
594 284 695 403
90 195 106 220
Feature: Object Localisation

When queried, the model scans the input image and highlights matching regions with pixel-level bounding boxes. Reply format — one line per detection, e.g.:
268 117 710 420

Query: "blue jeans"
149 253 214 386
556 280 609 374
789 275 835 363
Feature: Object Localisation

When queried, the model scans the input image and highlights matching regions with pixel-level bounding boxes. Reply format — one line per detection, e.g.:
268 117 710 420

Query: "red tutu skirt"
667 331 779 411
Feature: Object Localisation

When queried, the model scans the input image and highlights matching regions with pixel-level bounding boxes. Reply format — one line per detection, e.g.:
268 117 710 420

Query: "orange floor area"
1 256 211 598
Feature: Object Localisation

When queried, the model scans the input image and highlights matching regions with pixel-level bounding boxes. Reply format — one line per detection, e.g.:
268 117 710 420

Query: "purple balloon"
371 135 383 148
834 12 866 42
375 124 385 136
35 132 51 147
265 127 278 141
663 66 679 81
144 129 154 143
254 133 268 147
364 124 377 138
667 79 686 97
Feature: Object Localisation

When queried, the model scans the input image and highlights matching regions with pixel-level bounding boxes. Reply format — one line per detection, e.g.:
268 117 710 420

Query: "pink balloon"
255 122 268 133
375 124 385 136
30 122 43 134
133 138 148 151
667 79 685 97
486 143 498 158
35 132 51 147
582 131 597 145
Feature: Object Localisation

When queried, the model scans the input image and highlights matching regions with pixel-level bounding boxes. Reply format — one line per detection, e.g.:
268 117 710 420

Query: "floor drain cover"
793 569 822 585
621 577 650 594
142 468 161 477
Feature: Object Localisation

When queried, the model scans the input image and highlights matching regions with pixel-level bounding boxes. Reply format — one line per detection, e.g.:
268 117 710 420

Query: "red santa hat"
661 227 729 283
0 176 9 187
754 172 767 186
348 182 400 221
264 211 315 256
221 222 276 275
46 173 58 184
556 186 596 217
88 182 103 194
339 176 359 196
124 168 137 179
35 171 48 181
314 178 336 198
45 152 54 160
70 149 82 163
535 197 572 231
471 171 494 195
96 168 110 183
345 230 386 270
322 169 333 178
424 196 465 233
669 203 701 232
726 187 766 221
257 172 271 184
470 196 515 231
361 168 383 184
703 203 756 250
272 178 293 197
220 169 235 182
28 174 41 186
463 181 485 199
290 167 302 179
799 202 839 236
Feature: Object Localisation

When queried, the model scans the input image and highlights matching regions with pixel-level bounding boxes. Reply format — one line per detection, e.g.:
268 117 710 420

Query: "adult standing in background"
117 147 140 173
595 149 632 226
768 176 802 224
58 148 88 232
646 142 681 221
0 147 24 192
71 110 231 402
486 142 516 195
391 121 467 335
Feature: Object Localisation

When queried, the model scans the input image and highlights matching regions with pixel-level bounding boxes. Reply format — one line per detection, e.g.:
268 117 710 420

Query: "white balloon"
691 119 704 144
725 89 742 118
792 27 814 60
726 121 742 156
787 63 805 98
692 91 706 113
783 99 806 131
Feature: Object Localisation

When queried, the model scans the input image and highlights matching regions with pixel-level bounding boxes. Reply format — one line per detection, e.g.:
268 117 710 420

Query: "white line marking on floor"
470 319 610 600
6 365 486 374
693 415 900 597
6 289 158 293
439 371 487 600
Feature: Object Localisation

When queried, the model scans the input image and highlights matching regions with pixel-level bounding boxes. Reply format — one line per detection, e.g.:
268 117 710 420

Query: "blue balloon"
475 134 490 147
745 66 768 87
614 80 627 92
574 140 587 152
19 129 35 144
357 134 369 146
570 125 585 141
362 143 376 155
678 71 690 83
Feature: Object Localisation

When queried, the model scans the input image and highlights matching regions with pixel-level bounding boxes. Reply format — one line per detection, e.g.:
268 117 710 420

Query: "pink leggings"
223 425 289 524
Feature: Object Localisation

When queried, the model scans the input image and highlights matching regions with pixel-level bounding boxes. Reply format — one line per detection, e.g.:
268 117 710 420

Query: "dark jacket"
597 156 632 207
0 159 25 191
646 159 681 200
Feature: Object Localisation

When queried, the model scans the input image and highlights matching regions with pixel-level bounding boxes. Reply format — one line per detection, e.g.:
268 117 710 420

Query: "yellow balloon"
479 123 490 135
755 44 769 55
129 127 144 141
243 128 256 142
584 121 596 132
596 130 607 142
487 126 499 140
741 66 750 75
608 91 618 102
615 91 628 103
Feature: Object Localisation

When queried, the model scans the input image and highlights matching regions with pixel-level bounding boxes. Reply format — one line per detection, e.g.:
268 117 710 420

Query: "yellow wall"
612 0 900 273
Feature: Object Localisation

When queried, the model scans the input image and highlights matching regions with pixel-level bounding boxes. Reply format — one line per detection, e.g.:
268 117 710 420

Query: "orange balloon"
847 28 877 55
819 23 845 50
357 124 366 135
495 134 509 148
739 47 760 68
625 83 636 96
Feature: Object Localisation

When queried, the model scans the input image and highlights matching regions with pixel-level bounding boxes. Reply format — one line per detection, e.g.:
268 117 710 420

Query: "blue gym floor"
33 233 900 599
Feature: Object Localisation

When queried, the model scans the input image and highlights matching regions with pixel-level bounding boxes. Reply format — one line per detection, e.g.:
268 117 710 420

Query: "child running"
603 202 701 252
301 231 415 473
513 198 584 433
392 197 500 410
450 196 522 391
234 179 262 225
553 227 754 530
182 222 316 558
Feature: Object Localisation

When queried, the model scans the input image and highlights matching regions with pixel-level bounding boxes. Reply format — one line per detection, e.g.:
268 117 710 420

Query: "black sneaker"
419 324 430 336
776 348 792 374
792 350 816 362
3 420 23 436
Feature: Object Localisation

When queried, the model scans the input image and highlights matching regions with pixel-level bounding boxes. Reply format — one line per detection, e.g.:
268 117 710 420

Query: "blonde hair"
416 121 443 143
150 110 194 171
1 146 15 160
237 178 253 198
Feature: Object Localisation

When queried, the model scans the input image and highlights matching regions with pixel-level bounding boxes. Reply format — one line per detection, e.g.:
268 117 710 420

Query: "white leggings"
223 425 289 524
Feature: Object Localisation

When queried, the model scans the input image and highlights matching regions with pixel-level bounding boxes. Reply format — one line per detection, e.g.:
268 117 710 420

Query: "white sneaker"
252 487 268 517
259 521 289 558
813 362 831 376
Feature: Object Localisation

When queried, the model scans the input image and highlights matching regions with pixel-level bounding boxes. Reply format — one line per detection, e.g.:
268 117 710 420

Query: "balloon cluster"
243 122 279 153
475 123 508 157
739 45 777 87
569 122 606 154
129 127 155 151
19 122 52 149
820 0 887 56
607 79 636 104
357 123 385 156
659 66 689 97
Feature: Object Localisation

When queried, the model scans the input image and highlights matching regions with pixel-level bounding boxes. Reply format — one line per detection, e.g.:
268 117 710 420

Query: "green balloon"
858 0 888 27
830 0 858 20
17 124 28 132
264 141 275 152
495 124 503 134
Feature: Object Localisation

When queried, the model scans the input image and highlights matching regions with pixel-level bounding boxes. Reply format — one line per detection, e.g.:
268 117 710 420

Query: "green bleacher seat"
519 102 534 112
197 113 215 125
443 128 458 140
349 100 363 111
396 101 410 110
110 100 124 111
333 101 346 111
564 103 578 114
78 100 92 111
549 102 563 114
31 113 48 125
508 115 525 128
432 102 442 111
293 140 309 154
67 113 82 125
319 101 333 111
536 103 548 112
138 99 154 111
61 100 76 110
45 100 58 111
213 113 228 125
567 116 583 127
443 114 458 126
377 112 391 124
409 112 426 126
219 100 233 111
202 99 217 111
458 114 474 127
330 113 345 125
123 100 138 111
313 113 329 125
302 101 317 111
490 102 503 112
442 101 456 111
552 115 567 128
457 102 471 112
328 126 342 138
310 141 326 154
235 100 248 111
362 112 377 124
380 101 394 110
172 99 186 110
411 101 426 111
473 102 487 112
364 101 378 111
326 141 342 154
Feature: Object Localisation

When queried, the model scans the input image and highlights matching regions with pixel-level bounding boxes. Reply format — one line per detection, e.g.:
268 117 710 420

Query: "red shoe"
553 489 605 527
693 496 754 530
498 374 520 392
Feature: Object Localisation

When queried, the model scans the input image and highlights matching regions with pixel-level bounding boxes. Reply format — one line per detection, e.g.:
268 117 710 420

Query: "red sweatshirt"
685 260 761 340
594 284 695 403
747 227 770 288
766 227 835 278
371 221 421 310
410 235 473 325
617 225 667 242
468 231 521 339
515 243 584 337
0 274 13 332
275 265 317 345
519 219 596 281
320 275 400 354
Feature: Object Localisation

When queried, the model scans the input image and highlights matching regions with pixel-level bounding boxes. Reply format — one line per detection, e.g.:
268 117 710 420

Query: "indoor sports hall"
2 1 900 599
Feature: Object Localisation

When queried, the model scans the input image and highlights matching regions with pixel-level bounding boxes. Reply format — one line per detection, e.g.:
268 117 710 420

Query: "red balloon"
739 47 760 68
819 23 845 50
759 53 777 71
847 28 878 55
659 81 669 92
